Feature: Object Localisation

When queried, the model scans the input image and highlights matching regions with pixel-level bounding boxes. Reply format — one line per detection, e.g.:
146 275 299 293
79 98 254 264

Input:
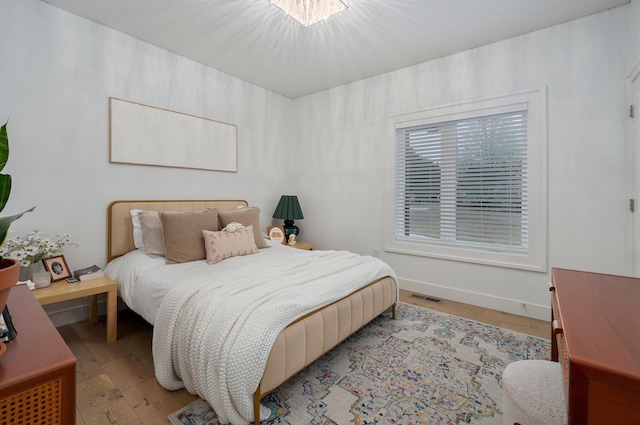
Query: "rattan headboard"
107 199 248 262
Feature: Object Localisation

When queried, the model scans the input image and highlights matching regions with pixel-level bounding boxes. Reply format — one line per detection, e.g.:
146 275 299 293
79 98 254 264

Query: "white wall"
1 1 635 324
632 0 640 61
1 0 293 324
293 6 631 320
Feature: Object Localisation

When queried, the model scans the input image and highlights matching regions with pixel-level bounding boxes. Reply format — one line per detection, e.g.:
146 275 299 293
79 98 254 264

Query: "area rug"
168 302 550 425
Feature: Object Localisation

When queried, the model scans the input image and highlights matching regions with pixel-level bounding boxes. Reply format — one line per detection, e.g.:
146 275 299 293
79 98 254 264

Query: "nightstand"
32 277 118 343
289 241 315 250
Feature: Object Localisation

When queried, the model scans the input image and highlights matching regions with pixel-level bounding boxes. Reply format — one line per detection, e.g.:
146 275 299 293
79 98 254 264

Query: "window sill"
384 241 546 272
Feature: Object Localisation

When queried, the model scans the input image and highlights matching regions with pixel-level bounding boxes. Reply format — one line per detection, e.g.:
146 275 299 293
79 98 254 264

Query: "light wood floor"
60 290 550 425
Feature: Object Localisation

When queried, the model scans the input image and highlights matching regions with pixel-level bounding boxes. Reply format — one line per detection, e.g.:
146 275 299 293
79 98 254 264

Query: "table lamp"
272 195 304 243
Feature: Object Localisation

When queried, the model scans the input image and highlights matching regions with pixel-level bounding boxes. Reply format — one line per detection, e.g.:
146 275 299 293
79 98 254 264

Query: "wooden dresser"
0 285 76 424
550 268 640 425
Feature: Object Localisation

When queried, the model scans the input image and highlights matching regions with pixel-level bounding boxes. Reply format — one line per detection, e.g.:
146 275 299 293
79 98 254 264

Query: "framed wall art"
109 97 238 172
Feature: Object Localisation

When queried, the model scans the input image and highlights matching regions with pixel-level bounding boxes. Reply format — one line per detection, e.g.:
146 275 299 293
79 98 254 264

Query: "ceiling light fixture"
270 0 349 27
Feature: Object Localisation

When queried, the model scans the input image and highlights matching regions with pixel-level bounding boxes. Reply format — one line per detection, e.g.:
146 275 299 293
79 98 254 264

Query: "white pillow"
130 209 144 250
139 210 165 257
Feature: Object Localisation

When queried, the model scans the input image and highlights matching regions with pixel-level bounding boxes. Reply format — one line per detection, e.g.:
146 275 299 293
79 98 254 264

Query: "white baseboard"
398 278 550 321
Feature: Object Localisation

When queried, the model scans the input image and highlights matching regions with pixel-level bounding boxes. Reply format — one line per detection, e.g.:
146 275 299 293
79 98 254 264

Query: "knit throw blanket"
153 250 396 425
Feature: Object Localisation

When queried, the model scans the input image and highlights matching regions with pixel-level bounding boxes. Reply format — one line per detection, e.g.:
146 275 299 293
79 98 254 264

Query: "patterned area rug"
168 302 550 425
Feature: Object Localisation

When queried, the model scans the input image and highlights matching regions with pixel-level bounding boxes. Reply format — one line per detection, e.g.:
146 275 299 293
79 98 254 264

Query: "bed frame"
108 200 397 424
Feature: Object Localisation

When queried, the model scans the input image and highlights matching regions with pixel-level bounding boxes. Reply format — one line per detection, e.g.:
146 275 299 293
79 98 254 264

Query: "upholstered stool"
503 360 567 425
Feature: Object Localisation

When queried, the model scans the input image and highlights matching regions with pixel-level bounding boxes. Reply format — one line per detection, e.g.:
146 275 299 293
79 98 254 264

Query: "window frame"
384 89 547 272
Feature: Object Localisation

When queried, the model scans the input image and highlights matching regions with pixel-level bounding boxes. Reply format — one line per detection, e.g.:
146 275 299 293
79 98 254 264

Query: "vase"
19 263 44 282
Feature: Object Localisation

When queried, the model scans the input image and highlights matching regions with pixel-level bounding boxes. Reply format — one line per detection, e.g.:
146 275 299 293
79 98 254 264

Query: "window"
397 110 528 251
385 89 547 271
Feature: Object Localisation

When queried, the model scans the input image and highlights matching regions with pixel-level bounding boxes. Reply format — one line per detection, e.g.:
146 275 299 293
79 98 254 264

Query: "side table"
289 241 315 250
33 277 118 343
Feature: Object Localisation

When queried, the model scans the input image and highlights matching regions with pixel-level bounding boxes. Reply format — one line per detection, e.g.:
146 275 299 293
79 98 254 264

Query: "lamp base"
283 220 299 243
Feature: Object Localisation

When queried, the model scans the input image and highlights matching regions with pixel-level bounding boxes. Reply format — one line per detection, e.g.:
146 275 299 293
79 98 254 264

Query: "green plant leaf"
0 174 10 214
0 207 36 247
0 120 34 254
0 122 8 173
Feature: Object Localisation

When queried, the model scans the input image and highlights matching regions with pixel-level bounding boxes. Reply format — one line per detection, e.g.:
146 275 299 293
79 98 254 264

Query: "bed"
105 200 398 425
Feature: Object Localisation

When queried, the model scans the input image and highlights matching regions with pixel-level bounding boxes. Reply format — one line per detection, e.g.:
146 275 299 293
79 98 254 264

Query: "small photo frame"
267 226 286 244
43 255 72 282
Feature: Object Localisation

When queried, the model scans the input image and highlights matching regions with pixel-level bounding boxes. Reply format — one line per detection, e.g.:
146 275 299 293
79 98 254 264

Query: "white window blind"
395 110 529 254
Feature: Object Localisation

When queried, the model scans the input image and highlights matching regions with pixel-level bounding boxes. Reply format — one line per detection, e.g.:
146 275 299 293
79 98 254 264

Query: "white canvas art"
110 98 237 172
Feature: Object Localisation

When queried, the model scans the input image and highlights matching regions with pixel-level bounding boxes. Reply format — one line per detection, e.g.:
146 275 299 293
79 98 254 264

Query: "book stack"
73 265 104 281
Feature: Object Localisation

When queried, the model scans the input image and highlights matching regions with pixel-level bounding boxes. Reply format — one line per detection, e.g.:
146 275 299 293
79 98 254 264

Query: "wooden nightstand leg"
106 288 117 343
88 294 98 324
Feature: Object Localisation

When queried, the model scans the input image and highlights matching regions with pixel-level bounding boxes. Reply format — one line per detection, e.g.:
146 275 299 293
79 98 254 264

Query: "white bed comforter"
137 248 394 425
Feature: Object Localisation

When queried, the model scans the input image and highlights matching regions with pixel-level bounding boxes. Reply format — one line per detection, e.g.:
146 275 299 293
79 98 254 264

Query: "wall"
293 6 631 320
0 1 635 325
629 0 640 277
0 0 293 324
632 0 640 61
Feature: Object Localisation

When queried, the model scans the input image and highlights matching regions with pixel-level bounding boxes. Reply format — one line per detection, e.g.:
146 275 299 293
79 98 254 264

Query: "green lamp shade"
272 195 304 220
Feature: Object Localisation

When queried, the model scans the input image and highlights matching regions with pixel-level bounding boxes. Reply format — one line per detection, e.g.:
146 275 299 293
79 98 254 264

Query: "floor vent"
411 293 441 303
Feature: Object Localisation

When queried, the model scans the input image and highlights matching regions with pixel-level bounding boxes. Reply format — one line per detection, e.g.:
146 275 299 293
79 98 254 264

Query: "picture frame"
43 255 72 282
267 226 286 244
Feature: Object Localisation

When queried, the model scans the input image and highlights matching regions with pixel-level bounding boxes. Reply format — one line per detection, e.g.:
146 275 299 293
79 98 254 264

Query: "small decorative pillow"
203 225 258 265
161 209 219 264
138 210 165 257
218 207 269 249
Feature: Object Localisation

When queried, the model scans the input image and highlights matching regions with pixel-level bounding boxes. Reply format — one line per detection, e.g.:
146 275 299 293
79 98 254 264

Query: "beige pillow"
218 207 269 249
202 226 258 265
160 209 219 264
138 210 165 257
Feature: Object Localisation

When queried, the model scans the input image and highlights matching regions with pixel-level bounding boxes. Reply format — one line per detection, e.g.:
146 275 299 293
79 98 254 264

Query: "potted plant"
0 121 35 320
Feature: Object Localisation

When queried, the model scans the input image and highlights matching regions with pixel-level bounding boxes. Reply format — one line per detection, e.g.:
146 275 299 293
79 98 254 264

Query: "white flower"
10 250 26 260
1 229 76 265
24 245 39 256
